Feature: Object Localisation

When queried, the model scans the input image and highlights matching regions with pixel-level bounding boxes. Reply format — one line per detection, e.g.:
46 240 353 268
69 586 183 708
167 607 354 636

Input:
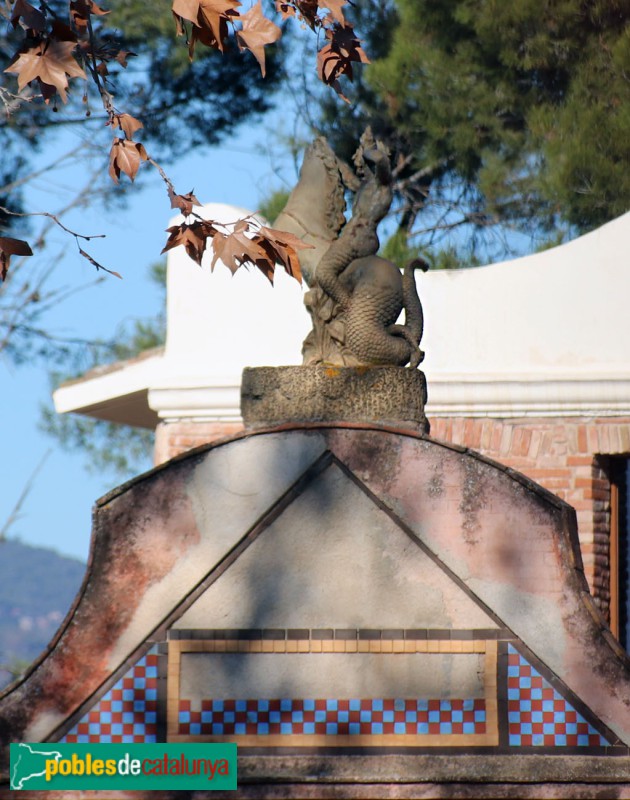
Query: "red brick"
525 468 572 479
498 425 513 455
540 478 573 492
452 418 465 444
581 488 610 501
539 431 556 455
527 430 542 460
154 420 244 464
577 425 588 453
570 499 599 511
490 424 503 452
598 426 611 452
587 426 599 451
464 418 482 449
566 455 595 466
480 421 493 451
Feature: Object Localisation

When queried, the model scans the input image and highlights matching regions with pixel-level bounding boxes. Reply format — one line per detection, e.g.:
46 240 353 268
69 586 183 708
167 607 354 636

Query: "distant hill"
0 540 86 689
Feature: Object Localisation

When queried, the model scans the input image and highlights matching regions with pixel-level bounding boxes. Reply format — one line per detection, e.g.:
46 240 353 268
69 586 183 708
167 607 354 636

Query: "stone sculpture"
274 130 427 368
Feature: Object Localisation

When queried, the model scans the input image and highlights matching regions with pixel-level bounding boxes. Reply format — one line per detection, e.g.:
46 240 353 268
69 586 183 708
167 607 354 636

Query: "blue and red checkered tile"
178 698 486 737
507 644 609 747
61 648 158 743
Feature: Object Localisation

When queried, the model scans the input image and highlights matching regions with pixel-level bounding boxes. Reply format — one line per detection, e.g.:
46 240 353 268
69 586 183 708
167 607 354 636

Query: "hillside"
0 540 86 688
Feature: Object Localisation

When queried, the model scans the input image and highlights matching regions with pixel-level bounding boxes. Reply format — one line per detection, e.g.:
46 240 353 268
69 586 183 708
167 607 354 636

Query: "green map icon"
10 743 63 790
9 742 237 790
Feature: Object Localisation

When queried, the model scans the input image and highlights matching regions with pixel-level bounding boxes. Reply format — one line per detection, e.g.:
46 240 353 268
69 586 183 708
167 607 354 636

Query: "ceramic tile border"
168 628 512 641
500 641 622 750
166 634 499 748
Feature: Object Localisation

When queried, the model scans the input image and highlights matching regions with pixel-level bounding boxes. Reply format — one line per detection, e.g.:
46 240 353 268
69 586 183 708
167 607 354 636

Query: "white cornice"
148 379 242 423
425 373 630 418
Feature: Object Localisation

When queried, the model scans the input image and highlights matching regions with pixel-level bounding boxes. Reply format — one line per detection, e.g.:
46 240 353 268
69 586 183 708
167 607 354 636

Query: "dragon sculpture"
275 130 427 369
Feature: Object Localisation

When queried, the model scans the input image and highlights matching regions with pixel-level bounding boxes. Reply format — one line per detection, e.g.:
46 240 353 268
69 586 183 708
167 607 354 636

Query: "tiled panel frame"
506 643 610 748
61 648 159 744
167 635 499 747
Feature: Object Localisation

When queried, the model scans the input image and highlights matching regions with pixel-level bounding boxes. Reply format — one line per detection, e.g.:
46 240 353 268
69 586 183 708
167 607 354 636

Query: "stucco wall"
152 414 630 616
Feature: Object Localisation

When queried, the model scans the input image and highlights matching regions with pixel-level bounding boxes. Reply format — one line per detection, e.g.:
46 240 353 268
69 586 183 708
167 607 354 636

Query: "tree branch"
0 450 51 542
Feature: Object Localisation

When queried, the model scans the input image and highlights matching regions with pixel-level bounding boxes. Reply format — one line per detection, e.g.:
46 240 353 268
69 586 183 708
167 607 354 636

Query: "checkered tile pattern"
507 644 608 747
61 649 158 743
178 698 486 736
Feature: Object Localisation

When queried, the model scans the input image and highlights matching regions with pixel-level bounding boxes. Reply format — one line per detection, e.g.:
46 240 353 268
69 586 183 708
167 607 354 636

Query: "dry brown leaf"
233 218 250 233
5 39 87 103
212 219 309 283
115 49 135 67
295 0 319 25
162 219 218 265
10 0 47 32
256 225 311 282
236 1 281 77
172 0 202 25
163 214 309 283
198 0 241 51
50 20 79 42
317 24 368 88
210 227 269 274
253 237 288 282
173 0 241 55
70 0 110 30
168 187 201 216
38 82 58 103
109 113 144 140
108 137 148 183
89 0 110 14
187 22 221 57
319 0 347 26
275 1 295 19
0 237 33 281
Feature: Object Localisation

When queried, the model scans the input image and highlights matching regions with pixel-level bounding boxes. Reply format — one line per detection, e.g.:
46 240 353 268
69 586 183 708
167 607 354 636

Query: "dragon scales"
274 131 426 369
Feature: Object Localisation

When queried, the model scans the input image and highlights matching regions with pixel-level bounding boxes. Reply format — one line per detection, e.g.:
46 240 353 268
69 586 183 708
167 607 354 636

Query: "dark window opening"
610 458 630 650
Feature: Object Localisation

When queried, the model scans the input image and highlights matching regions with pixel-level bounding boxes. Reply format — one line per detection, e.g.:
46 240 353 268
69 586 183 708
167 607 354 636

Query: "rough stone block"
241 365 429 432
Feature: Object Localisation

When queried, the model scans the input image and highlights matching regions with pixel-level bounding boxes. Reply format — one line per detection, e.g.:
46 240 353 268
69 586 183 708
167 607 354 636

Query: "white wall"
162 203 310 380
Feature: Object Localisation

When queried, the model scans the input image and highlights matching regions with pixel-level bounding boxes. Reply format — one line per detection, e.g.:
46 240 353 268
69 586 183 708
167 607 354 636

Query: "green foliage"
380 228 424 266
258 189 290 224
429 246 481 271
315 0 630 253
378 225 485 272
381 229 480 270
40 409 155 477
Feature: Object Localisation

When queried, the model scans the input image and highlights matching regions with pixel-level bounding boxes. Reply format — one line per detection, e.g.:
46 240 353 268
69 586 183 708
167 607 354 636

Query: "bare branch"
0 206 105 243
0 450 51 542
0 142 96 199
78 246 121 278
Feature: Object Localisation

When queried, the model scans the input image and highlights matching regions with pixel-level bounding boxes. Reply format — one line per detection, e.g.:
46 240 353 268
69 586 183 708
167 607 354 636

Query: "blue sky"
0 108 295 563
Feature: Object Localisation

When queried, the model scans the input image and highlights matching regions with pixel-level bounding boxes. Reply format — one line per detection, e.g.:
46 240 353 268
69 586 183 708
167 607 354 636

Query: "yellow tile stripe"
167 637 499 747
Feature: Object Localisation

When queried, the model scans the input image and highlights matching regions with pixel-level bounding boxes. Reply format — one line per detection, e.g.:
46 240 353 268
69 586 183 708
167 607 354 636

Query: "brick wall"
154 420 244 465
154 416 630 620
429 417 630 617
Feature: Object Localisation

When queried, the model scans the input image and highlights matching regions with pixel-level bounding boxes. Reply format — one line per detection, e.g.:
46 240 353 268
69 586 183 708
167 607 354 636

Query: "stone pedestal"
240 365 429 432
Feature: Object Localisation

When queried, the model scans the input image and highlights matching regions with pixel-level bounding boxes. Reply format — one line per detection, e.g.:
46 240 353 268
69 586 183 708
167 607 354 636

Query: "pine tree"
316 0 630 252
